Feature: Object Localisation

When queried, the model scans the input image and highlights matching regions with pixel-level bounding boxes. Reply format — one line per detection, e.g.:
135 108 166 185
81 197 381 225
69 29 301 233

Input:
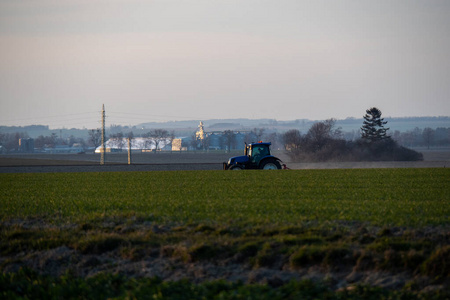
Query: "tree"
283 129 302 151
88 129 102 149
222 130 236 151
266 132 281 149
0 132 29 152
251 128 265 141
109 132 125 151
34 133 57 149
361 107 390 142
67 135 86 148
143 132 154 150
422 127 434 149
190 132 199 150
168 130 175 146
306 122 330 150
127 131 134 140
149 129 169 151
305 119 341 152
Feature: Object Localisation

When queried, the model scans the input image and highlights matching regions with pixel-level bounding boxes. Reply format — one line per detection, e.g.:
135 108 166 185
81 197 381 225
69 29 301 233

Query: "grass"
1 168 449 298
1 168 448 226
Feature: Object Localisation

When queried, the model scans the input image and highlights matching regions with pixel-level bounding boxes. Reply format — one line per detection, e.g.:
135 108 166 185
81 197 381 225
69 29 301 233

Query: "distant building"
195 121 207 140
171 138 186 151
208 133 221 150
95 137 172 153
193 121 254 150
19 138 34 153
92 123 261 153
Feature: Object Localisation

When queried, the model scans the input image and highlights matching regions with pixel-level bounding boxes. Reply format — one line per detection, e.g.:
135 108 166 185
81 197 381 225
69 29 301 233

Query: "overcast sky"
1 0 449 129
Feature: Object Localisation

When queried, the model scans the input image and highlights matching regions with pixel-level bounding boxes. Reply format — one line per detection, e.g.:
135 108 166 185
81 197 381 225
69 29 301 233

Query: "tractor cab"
223 142 282 170
246 142 270 164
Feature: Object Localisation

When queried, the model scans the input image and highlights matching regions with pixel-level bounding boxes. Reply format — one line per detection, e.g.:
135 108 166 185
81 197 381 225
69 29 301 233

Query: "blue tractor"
223 142 282 170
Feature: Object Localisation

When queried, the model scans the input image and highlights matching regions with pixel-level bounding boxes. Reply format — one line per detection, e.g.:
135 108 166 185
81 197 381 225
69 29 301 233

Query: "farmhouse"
95 137 171 153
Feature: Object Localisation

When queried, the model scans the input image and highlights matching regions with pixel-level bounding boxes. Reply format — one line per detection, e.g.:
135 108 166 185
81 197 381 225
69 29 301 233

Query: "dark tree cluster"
34 133 86 149
283 108 423 162
0 132 29 152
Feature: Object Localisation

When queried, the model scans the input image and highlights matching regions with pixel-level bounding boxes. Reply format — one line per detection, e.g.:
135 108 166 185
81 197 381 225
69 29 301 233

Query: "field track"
0 148 449 172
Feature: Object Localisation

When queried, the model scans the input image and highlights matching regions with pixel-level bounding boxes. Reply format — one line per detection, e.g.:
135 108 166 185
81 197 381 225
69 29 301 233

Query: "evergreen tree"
361 107 390 142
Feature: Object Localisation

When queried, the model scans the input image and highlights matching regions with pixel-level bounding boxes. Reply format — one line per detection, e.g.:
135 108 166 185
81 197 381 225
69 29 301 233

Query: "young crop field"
1 168 448 226
1 168 449 299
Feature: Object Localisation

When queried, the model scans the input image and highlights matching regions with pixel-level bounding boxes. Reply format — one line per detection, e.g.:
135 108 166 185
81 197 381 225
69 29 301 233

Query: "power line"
1 109 211 129
1 111 99 123
108 111 207 120
2 110 207 124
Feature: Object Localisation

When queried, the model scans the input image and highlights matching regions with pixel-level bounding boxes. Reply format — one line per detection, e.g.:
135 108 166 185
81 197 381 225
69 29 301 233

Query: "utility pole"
100 104 106 165
128 137 132 165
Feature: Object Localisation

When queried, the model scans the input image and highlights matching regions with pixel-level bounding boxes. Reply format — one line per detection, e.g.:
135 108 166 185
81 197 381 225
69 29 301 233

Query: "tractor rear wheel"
260 159 281 170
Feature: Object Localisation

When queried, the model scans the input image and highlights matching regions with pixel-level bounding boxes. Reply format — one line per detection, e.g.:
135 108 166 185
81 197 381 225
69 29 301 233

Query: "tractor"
223 142 282 170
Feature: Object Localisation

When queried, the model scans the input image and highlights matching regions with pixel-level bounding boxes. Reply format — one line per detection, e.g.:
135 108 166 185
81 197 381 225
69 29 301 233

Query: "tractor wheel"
229 165 243 170
260 159 281 170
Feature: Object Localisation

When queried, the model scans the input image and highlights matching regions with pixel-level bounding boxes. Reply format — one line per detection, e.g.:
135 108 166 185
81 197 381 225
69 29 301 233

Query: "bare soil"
0 149 449 173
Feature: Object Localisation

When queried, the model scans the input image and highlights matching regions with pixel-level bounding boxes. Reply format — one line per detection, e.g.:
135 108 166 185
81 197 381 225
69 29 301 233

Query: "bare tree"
283 129 302 151
266 132 281 149
0 132 29 152
422 127 434 149
326 118 343 139
149 129 169 151
34 133 57 149
127 131 134 140
88 129 102 148
251 128 265 141
190 132 199 150
297 118 342 153
306 121 332 152
143 132 153 150
222 130 236 151
67 135 86 148
109 132 125 151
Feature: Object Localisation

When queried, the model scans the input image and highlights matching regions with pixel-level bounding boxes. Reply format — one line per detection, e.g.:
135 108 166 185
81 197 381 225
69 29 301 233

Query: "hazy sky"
1 0 449 129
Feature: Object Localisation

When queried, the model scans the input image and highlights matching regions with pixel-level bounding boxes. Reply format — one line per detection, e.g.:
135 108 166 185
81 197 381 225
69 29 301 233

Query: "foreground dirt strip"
1 150 449 172
0 163 223 173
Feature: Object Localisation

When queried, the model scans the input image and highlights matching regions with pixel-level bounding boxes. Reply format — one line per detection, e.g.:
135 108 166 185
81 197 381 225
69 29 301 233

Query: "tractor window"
251 145 269 163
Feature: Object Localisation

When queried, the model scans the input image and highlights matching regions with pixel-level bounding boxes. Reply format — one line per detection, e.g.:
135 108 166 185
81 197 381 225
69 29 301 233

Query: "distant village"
10 122 267 154
1 116 449 154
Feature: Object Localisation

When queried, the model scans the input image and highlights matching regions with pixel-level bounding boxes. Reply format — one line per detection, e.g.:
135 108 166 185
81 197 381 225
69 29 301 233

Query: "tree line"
282 108 424 162
1 108 449 155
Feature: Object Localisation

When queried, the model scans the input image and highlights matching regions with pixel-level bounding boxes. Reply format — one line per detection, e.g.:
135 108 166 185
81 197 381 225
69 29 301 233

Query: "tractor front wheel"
260 160 281 170
229 165 243 170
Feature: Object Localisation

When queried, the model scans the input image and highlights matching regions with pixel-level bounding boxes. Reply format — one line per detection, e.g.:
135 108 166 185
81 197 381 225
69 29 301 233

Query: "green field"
1 169 449 226
1 169 449 299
